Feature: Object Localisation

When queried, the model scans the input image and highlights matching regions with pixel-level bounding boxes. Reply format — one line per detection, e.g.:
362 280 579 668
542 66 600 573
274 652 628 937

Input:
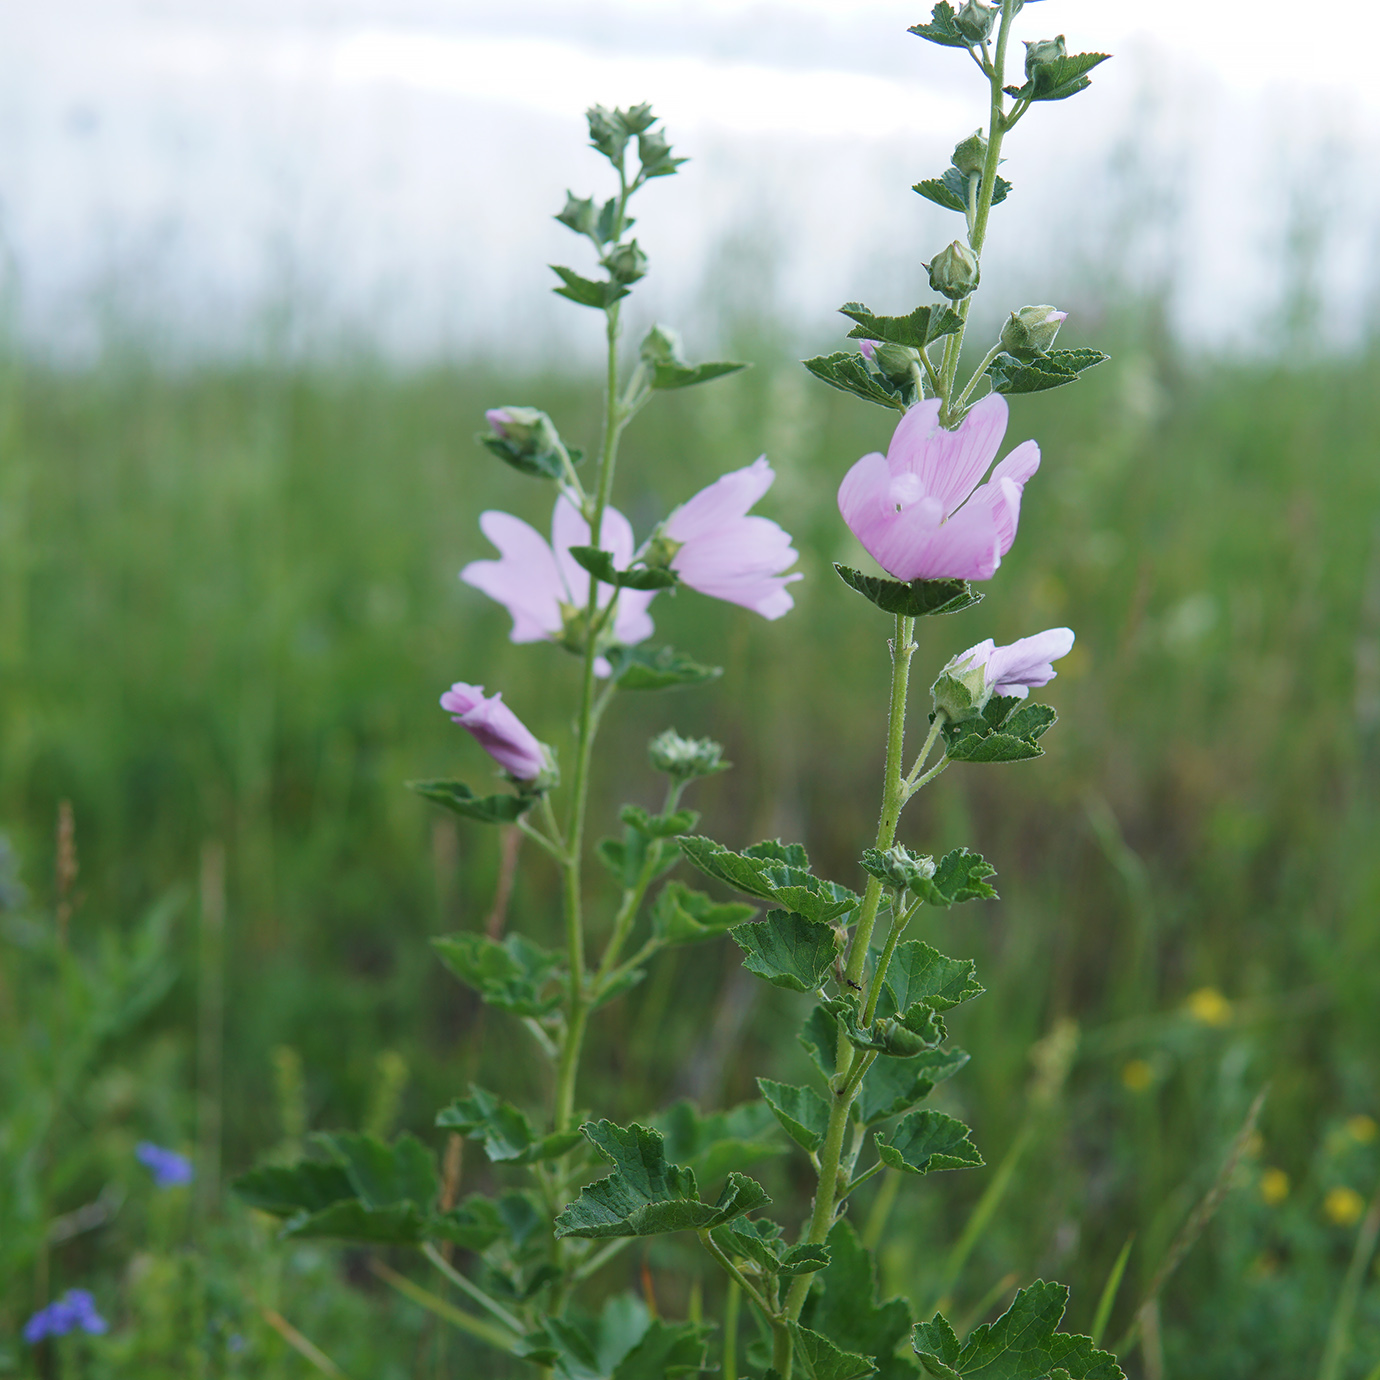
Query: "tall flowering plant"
235 8 1122 1378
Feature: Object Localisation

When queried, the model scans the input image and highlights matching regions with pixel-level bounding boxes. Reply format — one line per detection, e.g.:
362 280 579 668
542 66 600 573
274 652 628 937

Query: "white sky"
2 1 1378 360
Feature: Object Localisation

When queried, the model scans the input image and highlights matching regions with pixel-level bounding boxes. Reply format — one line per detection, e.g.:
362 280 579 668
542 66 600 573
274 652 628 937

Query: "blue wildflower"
23 1290 108 1344
135 1141 194 1188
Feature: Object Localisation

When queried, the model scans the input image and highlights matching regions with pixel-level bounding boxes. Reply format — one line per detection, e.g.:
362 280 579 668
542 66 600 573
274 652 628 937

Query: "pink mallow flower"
461 496 656 673
440 683 546 781
837 393 1040 582
662 457 801 620
950 627 1075 701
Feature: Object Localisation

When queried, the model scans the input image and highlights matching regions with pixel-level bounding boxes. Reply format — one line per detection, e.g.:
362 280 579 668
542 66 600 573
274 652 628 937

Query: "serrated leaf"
859 847 995 907
1027 52 1112 102
621 805 699 839
232 1161 354 1217
650 361 748 390
651 1099 783 1183
913 168 1011 215
554 1121 770 1240
792 1323 878 1380
884 942 984 1018
757 1078 832 1154
679 835 859 924
987 348 1108 397
282 1200 428 1243
801 1222 916 1380
876 1111 982 1176
804 352 913 412
854 1048 969 1126
840 302 964 351
799 1003 842 1081
318 1131 438 1210
906 2 972 49
409 779 533 823
826 997 946 1058
651 881 757 944
551 264 629 309
607 644 723 691
732 910 841 993
432 931 565 1017
568 545 679 592
427 1194 506 1250
912 1280 1123 1379
943 705 1057 765
834 565 983 618
436 1086 584 1166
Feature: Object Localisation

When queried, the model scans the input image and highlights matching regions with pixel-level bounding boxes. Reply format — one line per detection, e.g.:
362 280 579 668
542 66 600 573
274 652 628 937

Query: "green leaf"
831 996 946 1058
840 302 963 352
986 348 1109 396
651 1099 783 1183
427 1194 506 1250
232 1161 354 1217
607 644 723 691
679 835 859 924
854 1048 969 1126
884 942 984 1017
803 351 913 412
650 361 748 390
620 805 699 839
792 1324 878 1380
907 3 972 48
587 965 645 1013
651 881 757 944
551 265 629 309
1012 52 1112 104
520 1293 652 1379
478 432 568 482
943 703 1057 765
317 1131 438 1210
799 1003 843 1081
859 847 995 907
432 932 565 1017
567 545 680 592
757 1078 832 1153
554 1121 771 1240
875 1111 982 1176
913 168 1011 215
801 1222 916 1380
912 1280 1123 1379
280 1200 428 1244
713 1218 830 1280
731 910 841 993
614 1320 713 1378
409 779 533 824
436 1086 584 1165
834 565 983 618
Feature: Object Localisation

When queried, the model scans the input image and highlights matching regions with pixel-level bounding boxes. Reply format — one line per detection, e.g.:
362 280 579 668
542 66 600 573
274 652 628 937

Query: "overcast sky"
3 1 1378 361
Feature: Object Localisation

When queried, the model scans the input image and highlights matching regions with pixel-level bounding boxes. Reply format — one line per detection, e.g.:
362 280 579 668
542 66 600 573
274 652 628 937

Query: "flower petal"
665 456 775 542
885 394 1009 516
461 511 565 643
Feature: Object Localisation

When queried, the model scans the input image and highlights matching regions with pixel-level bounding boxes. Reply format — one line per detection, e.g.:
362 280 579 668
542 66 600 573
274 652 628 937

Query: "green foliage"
436 1085 584 1164
758 1077 832 1152
431 931 566 1017
913 168 1012 214
408 778 534 823
652 361 749 390
649 1099 783 1181
803 351 914 412
429 1195 508 1250
907 3 975 49
791 1323 879 1379
860 847 998 906
875 1111 983 1176
986 347 1109 395
679 836 859 923
651 880 757 944
942 699 1057 764
521 1294 710 1379
230 1160 354 1216
597 807 690 889
883 942 984 1016
840 302 964 352
1006 51 1112 104
607 643 723 690
713 1217 830 1277
566 545 680 591
834 566 983 618
732 910 842 993
853 1048 969 1126
554 1120 770 1239
827 996 946 1058
550 265 631 310
621 804 699 839
912 1281 1122 1378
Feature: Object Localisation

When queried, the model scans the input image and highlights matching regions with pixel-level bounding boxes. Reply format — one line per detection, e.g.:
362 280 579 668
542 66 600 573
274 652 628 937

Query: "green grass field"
3 325 1379 1376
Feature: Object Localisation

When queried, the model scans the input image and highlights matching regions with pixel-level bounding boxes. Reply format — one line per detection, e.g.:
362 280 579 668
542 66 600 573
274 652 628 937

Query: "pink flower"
663 457 801 620
950 627 1075 700
461 496 656 673
440 683 546 781
836 394 1040 581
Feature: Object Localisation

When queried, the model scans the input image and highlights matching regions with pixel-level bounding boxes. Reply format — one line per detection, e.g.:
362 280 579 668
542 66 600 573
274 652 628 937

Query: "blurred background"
2 1 1380 1376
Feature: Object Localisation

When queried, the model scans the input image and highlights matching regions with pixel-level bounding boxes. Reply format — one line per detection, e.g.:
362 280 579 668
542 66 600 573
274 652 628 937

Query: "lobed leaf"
791 1323 879 1379
906 2 973 49
986 348 1109 396
840 301 963 351
757 1078 832 1154
913 168 1011 215
651 881 757 945
607 644 723 691
317 1131 438 1210
432 931 565 1017
943 703 1057 765
551 264 629 309
803 351 913 412
859 846 996 906
620 804 700 839
827 996 947 1059
409 779 533 824
875 1111 982 1176
834 566 983 618
1015 51 1113 104
883 942 984 1017
679 835 858 924
854 1048 969 1127
232 1161 354 1217
281 1200 428 1244
651 1099 783 1183
428 1194 506 1251
436 1086 583 1166
731 910 842 993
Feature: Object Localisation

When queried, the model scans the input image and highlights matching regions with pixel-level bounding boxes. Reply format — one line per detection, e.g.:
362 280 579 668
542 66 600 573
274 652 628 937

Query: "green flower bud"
1024 35 1067 81
555 192 597 237
874 844 937 892
951 130 988 179
649 728 728 780
640 532 684 571
620 102 658 135
603 240 649 285
954 0 997 45
637 127 685 179
586 104 629 162
1000 305 1068 357
640 323 688 369
931 648 990 722
860 339 922 383
926 241 980 301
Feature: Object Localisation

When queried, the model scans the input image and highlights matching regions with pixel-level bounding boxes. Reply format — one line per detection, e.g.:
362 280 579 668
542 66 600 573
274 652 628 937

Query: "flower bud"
603 240 649 284
485 406 559 455
586 104 629 162
640 323 687 369
931 648 990 722
649 728 728 780
860 339 922 383
954 1 997 45
950 130 988 179
1024 35 1067 81
640 532 684 571
1000 305 1068 357
555 192 597 237
926 241 980 301
874 844 937 892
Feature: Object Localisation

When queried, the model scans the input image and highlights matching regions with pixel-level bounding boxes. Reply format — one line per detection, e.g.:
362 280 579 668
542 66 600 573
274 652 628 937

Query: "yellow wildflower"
1186 987 1232 1027
1259 1168 1290 1206
1120 1059 1153 1092
1324 1186 1365 1228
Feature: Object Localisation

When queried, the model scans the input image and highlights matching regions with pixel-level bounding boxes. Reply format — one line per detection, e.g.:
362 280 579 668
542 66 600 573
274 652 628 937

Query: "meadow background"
4 3 1380 1377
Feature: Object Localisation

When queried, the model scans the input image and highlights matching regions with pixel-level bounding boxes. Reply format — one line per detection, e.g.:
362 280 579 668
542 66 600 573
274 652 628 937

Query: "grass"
2 324 1379 1375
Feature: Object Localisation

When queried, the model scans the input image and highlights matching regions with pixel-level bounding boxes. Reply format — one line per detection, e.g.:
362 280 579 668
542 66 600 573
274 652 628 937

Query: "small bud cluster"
649 729 728 781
